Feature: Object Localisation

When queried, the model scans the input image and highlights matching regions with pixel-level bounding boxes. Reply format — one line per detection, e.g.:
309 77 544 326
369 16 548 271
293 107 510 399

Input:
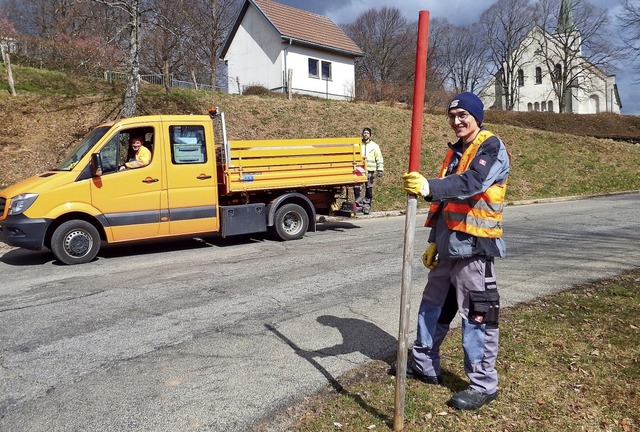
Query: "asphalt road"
0 193 639 431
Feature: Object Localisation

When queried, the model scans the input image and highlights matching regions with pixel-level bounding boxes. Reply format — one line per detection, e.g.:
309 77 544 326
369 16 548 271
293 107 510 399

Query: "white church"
480 0 621 114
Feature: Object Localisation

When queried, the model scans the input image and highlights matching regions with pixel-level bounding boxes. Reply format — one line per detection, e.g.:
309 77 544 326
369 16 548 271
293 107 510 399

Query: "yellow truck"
0 108 365 264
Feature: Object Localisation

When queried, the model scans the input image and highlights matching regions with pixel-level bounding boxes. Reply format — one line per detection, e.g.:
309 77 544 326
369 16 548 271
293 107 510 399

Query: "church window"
517 69 524 86
535 67 542 84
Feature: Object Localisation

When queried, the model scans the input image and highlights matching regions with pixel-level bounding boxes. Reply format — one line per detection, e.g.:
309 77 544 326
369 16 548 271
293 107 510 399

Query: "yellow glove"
421 243 439 270
402 172 430 196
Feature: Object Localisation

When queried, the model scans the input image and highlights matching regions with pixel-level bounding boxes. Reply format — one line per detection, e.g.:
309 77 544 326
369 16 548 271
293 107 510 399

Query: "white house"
220 0 363 100
480 0 621 114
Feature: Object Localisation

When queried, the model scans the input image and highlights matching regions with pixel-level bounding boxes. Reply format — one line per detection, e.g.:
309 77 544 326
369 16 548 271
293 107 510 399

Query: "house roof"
220 0 363 58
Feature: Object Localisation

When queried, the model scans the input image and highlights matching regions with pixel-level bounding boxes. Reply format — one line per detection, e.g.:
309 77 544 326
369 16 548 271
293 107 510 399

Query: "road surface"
0 193 638 431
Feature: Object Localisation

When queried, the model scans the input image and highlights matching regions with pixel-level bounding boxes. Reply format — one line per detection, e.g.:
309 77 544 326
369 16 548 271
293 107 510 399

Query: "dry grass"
261 270 640 432
2 64 640 209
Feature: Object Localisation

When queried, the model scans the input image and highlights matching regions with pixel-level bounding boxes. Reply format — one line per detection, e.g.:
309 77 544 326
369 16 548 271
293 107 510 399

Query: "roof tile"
253 0 362 55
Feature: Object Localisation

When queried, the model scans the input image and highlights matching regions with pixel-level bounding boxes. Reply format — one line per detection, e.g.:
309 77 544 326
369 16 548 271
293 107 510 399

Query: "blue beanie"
448 92 484 124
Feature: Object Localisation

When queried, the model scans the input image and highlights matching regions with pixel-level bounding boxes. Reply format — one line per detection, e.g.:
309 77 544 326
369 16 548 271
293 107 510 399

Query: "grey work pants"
411 256 500 394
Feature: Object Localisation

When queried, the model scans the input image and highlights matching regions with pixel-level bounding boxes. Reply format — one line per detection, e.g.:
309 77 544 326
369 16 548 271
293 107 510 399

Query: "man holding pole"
401 92 511 410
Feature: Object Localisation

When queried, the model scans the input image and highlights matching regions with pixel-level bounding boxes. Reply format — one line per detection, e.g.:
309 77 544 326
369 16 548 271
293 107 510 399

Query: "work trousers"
353 171 375 212
411 256 500 394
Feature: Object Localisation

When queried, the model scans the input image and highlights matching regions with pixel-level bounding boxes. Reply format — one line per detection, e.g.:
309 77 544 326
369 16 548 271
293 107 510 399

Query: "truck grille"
0 197 5 216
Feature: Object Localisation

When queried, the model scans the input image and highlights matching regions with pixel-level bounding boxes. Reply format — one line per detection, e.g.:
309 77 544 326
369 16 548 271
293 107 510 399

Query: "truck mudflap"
0 214 50 250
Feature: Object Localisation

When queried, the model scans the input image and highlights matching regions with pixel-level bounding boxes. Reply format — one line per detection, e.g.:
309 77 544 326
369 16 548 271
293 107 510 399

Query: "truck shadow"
314 220 360 232
0 235 273 266
0 223 361 266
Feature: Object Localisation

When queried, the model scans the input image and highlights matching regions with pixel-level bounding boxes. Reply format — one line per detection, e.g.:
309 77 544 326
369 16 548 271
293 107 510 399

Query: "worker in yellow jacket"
120 135 151 170
354 127 384 214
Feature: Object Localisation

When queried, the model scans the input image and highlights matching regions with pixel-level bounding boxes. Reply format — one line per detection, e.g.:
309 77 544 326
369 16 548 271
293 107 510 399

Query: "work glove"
403 172 430 197
377 170 384 178
422 243 439 270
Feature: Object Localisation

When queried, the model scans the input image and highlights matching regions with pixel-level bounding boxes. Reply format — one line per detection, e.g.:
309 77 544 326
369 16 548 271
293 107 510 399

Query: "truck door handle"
197 174 212 180
142 177 159 183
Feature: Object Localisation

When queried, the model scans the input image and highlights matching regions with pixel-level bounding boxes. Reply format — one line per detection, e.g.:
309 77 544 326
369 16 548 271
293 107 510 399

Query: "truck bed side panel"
220 138 364 194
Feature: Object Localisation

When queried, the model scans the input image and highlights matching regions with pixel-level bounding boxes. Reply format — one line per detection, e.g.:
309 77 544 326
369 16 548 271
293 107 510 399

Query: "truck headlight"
8 193 39 215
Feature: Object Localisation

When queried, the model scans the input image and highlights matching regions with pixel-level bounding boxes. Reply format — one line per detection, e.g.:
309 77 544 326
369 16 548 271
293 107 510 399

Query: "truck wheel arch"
44 213 107 250
266 193 316 233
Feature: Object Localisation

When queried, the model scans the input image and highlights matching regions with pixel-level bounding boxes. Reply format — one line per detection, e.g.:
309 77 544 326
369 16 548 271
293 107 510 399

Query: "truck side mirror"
90 153 103 177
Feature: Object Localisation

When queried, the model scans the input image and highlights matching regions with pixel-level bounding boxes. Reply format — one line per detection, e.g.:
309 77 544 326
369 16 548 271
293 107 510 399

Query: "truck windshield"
55 126 111 171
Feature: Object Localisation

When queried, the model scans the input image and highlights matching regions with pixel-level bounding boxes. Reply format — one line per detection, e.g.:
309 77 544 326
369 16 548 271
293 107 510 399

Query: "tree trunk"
1 45 17 97
122 0 141 118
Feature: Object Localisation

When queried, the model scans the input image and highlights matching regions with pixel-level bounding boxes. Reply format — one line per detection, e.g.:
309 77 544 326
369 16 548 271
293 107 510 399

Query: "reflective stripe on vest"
425 130 508 238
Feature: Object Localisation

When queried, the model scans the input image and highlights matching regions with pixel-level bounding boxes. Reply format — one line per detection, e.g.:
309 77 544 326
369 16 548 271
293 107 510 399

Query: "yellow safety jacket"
125 146 152 169
425 130 509 238
362 140 383 172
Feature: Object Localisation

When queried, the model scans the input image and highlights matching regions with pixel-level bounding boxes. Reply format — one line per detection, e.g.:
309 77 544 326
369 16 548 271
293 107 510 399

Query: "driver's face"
130 137 143 150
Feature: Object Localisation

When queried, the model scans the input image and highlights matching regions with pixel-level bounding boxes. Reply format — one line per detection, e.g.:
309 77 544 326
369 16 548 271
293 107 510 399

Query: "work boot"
447 387 498 410
389 361 442 385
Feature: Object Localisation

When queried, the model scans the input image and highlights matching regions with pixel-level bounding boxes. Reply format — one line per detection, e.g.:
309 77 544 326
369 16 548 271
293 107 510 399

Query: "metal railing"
99 70 222 92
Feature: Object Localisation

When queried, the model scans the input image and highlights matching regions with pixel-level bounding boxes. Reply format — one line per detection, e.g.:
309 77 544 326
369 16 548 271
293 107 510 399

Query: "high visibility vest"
425 130 509 238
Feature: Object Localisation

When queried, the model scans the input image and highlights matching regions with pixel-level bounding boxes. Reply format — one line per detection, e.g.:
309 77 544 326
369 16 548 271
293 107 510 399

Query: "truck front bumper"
0 214 50 250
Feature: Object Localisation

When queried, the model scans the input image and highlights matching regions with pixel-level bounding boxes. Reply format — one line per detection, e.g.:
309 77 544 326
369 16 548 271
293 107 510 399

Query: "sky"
277 0 639 115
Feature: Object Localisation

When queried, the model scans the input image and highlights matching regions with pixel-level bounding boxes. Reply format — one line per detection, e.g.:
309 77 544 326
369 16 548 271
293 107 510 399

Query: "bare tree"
184 0 239 90
617 0 640 83
533 0 617 112
424 17 455 110
436 23 489 94
481 0 536 110
88 0 151 118
142 0 188 93
343 7 415 101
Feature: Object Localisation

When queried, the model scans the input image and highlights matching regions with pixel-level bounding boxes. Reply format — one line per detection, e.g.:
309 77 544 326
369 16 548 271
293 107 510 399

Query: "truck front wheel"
51 220 101 265
271 203 309 241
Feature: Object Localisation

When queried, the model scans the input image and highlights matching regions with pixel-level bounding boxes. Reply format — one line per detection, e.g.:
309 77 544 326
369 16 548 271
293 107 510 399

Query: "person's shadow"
266 315 397 424
308 315 397 360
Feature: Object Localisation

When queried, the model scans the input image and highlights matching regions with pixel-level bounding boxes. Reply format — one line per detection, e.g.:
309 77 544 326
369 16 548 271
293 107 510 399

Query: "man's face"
448 109 479 142
362 130 371 141
130 137 143 151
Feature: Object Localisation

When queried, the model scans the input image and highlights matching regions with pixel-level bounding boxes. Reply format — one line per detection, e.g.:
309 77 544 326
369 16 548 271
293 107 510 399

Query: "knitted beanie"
448 92 484 124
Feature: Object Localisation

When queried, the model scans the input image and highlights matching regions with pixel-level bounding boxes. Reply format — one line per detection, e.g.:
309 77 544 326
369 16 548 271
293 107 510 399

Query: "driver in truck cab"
119 135 151 170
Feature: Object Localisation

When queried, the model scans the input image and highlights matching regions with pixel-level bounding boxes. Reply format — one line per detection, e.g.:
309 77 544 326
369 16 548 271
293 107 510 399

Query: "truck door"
90 126 163 241
165 123 219 235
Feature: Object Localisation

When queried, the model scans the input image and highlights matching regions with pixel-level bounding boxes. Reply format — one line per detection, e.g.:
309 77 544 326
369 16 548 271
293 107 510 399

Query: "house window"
308 58 319 78
321 61 332 80
535 67 542 84
517 69 524 86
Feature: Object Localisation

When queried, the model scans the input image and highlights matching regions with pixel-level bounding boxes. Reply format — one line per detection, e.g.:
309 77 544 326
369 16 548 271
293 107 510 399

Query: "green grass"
281 270 640 431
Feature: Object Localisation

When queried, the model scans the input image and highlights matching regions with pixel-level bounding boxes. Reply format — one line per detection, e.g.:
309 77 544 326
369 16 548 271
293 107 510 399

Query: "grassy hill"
1 65 640 212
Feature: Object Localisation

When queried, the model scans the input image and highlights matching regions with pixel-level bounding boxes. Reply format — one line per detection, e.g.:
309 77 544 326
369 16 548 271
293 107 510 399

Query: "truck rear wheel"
51 220 101 265
271 203 309 241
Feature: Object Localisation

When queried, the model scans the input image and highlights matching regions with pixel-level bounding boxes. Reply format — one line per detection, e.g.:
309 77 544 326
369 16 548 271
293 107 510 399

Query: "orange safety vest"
425 130 509 238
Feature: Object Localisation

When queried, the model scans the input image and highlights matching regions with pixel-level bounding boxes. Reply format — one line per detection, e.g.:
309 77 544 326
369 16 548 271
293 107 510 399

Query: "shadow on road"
265 315 396 424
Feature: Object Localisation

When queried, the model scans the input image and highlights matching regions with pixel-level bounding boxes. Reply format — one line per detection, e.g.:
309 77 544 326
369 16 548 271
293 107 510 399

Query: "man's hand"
377 170 383 178
422 243 439 270
403 172 430 197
